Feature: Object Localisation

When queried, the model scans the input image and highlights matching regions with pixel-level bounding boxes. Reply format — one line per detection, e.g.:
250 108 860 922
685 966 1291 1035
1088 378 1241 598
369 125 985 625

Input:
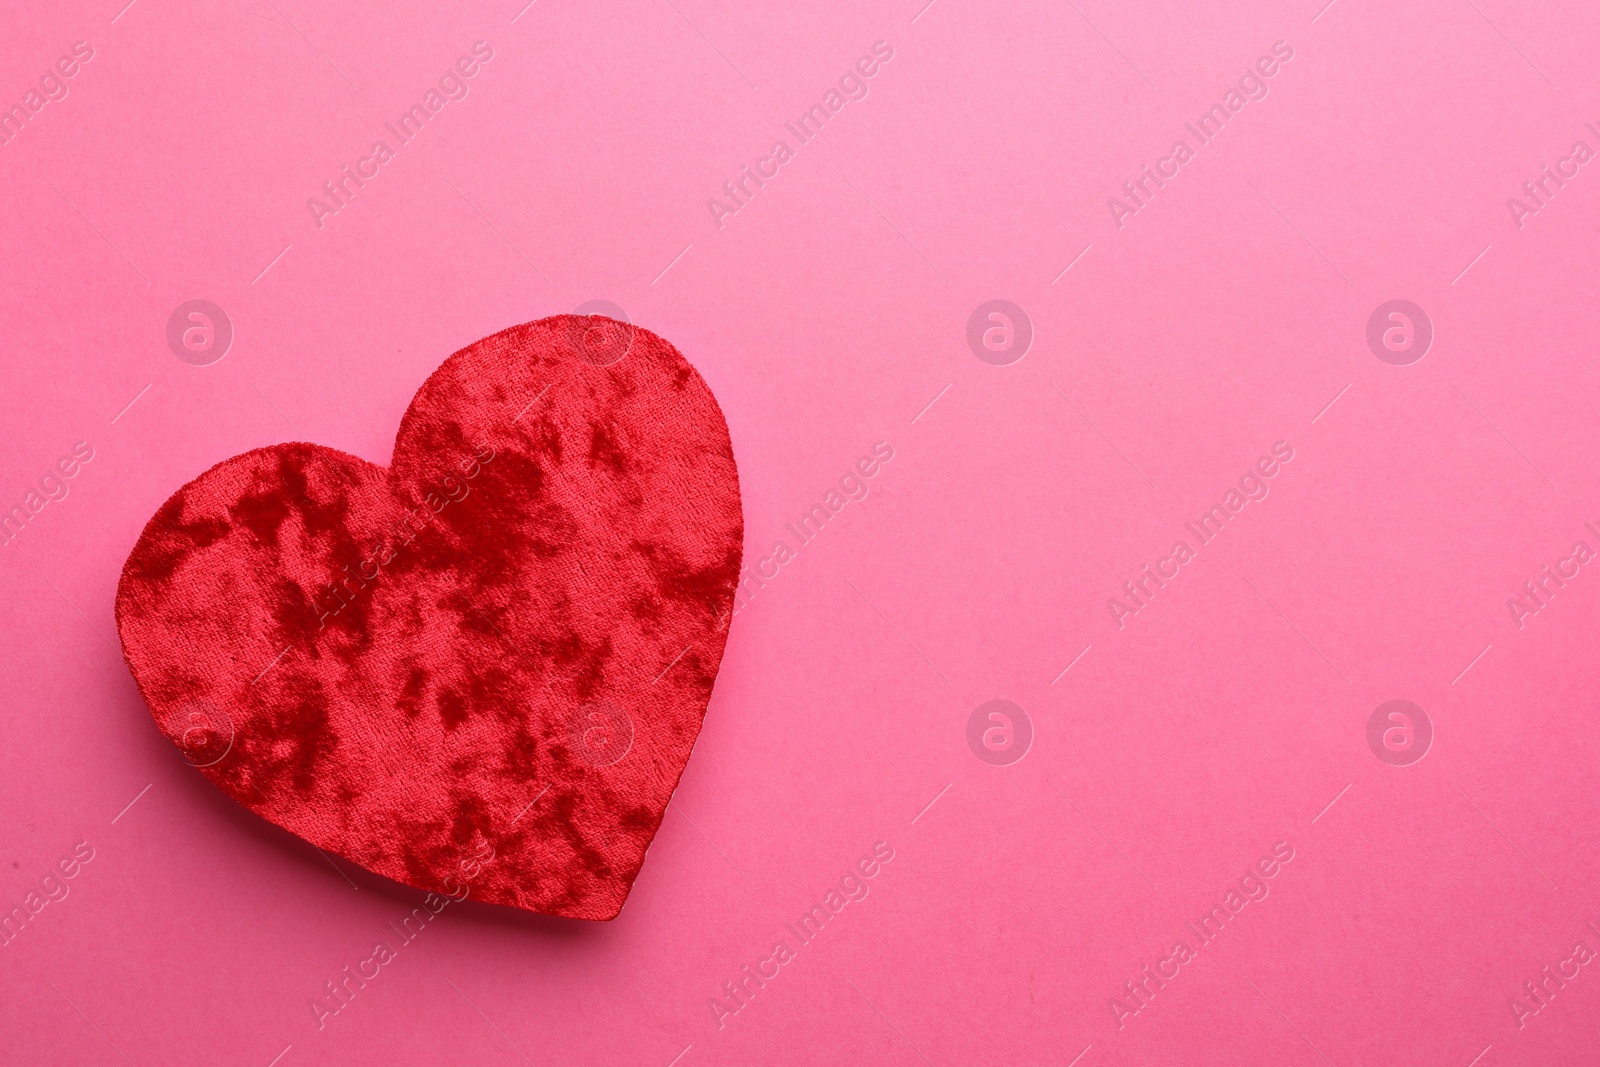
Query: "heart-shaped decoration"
115 316 743 920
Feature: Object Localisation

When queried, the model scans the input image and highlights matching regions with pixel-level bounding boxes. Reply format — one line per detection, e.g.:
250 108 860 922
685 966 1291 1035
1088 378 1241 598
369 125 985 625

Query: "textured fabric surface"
114 316 743 920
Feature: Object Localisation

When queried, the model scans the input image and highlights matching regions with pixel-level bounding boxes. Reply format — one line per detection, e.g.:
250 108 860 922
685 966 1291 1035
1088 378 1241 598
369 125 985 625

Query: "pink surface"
2 1 1598 1064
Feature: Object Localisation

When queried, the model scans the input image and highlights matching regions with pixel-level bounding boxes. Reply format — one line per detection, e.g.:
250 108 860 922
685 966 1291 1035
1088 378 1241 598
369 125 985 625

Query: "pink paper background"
4 0 1600 1063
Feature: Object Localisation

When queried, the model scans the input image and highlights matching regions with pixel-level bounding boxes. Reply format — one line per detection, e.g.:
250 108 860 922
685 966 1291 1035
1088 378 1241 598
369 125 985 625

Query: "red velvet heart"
115 316 742 920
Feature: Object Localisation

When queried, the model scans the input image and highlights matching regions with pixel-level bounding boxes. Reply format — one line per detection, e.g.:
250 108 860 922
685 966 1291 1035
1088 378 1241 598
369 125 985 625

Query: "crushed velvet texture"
115 316 742 920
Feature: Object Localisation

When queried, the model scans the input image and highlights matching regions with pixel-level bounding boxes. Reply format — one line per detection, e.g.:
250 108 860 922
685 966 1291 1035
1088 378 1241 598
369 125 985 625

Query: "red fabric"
115 316 742 920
